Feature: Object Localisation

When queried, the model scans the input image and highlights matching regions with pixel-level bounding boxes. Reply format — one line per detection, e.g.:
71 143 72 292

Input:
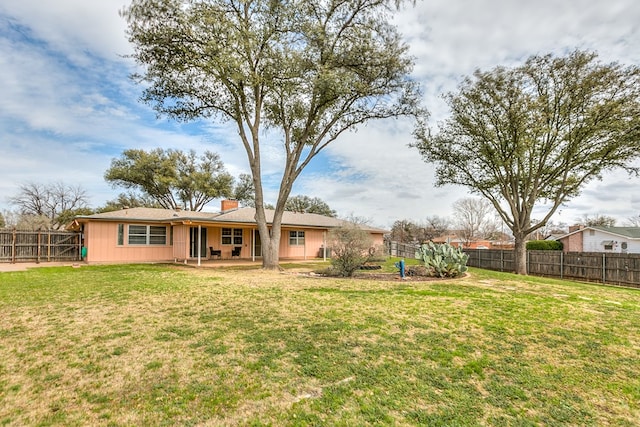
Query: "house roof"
590 226 640 239
74 207 387 233
557 226 640 240
76 207 219 222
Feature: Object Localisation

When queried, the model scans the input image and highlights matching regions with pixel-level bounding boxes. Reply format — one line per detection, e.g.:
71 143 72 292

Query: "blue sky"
1 0 640 229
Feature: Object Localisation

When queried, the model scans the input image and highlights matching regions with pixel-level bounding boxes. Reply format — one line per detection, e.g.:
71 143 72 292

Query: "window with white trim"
289 230 305 246
127 225 167 245
222 228 243 245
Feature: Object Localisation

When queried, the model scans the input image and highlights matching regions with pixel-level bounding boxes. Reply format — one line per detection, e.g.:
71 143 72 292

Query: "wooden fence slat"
465 249 640 289
0 229 81 264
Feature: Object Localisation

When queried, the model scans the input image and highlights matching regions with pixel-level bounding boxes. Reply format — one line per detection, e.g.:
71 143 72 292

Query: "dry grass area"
0 264 639 426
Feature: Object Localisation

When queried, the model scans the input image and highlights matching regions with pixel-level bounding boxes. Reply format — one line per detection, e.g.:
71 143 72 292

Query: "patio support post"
197 225 202 267
323 232 327 261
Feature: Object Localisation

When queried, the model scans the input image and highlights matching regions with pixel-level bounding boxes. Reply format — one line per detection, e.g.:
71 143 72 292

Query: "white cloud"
1 0 640 229
295 118 467 228
0 0 132 63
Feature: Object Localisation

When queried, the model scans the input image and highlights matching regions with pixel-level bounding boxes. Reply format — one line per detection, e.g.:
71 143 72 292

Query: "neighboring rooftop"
558 225 640 240
590 226 640 239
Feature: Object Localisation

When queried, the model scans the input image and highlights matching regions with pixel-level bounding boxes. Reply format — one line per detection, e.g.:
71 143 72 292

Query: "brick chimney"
221 199 239 212
568 224 583 233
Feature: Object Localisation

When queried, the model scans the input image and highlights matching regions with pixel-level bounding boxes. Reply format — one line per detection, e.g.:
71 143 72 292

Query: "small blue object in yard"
394 259 405 278
81 247 87 260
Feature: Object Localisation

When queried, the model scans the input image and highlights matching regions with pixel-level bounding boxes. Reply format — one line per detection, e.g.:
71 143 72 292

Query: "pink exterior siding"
371 233 384 247
207 227 222 254
208 227 249 259
84 222 174 263
279 229 385 259
280 228 327 259
83 221 386 263
172 225 189 260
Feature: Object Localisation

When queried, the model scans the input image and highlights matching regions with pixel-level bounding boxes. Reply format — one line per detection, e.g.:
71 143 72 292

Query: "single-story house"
556 225 640 253
69 200 386 264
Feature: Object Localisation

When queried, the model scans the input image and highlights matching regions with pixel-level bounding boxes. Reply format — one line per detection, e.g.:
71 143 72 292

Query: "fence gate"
0 229 81 263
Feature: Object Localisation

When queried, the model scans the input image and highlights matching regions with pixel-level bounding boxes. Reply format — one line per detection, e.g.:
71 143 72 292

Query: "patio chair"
231 246 241 258
209 247 222 259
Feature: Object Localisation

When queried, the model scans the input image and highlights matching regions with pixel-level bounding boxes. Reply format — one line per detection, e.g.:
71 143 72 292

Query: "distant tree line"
388 199 627 245
2 148 635 236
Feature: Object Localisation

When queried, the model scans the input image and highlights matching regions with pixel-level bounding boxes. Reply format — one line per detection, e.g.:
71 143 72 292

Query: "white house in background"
556 226 640 253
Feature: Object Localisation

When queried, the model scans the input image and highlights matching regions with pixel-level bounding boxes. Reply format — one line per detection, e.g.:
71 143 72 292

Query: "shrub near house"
327 224 379 277
526 240 563 250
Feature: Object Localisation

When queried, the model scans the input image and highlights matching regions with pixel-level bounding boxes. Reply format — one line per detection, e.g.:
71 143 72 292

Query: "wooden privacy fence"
465 249 640 288
386 241 419 259
0 229 81 263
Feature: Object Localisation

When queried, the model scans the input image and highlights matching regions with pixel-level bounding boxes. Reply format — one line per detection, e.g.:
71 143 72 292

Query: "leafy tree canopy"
231 174 256 208
414 50 640 274
121 0 422 269
97 192 163 213
104 148 233 211
285 195 337 217
56 208 96 229
229 177 334 216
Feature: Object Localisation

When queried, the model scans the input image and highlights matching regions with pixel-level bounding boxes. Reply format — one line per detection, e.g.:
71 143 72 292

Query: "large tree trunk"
513 233 527 275
260 224 281 271
254 201 285 271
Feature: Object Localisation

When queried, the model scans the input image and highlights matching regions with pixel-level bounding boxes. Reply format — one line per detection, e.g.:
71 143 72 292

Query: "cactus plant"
415 242 469 278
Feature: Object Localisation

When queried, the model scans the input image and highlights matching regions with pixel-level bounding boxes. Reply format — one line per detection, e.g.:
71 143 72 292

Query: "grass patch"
0 264 639 425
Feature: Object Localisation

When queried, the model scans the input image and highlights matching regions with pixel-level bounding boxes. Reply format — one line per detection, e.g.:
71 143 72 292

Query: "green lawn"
0 264 638 426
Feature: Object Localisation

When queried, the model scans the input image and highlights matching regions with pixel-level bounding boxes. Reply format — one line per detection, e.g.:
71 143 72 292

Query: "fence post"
37 230 41 264
602 253 606 284
11 228 16 264
560 251 563 279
